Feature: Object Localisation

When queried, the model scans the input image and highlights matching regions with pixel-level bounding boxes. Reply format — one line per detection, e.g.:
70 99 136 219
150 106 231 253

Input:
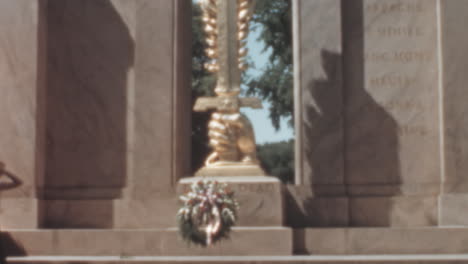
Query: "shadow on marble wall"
0 162 22 191
298 0 402 227
42 0 134 228
342 0 401 226
0 233 26 262
302 50 343 189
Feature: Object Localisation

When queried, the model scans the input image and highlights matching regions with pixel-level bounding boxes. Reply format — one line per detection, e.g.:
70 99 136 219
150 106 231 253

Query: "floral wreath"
177 180 239 246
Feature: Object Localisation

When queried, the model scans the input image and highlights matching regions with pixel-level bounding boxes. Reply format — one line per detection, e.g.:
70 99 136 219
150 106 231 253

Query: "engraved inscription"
365 51 433 64
398 125 428 136
366 1 425 14
362 0 436 122
376 26 424 38
346 0 439 183
363 100 425 112
237 183 275 194
180 183 275 194
369 74 418 88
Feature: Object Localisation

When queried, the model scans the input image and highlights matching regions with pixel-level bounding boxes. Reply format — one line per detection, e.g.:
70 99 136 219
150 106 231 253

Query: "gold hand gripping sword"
194 0 265 175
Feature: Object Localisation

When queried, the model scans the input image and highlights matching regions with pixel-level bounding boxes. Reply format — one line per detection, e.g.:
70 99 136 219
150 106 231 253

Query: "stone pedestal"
178 176 285 226
0 175 293 258
195 165 266 177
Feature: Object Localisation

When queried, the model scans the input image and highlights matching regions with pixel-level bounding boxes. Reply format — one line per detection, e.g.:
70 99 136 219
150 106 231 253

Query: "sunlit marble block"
178 176 285 226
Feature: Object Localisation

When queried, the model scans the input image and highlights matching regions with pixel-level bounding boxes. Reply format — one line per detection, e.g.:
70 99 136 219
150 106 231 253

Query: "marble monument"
2 0 468 263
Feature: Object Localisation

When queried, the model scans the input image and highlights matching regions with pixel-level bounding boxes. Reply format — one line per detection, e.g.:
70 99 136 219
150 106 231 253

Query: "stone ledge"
1 228 292 257
194 165 266 177
5 227 468 258
440 194 468 226
7 254 468 264
295 227 468 255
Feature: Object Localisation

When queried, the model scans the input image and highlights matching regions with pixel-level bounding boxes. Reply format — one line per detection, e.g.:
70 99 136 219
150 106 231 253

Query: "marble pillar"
439 0 468 226
288 0 349 227
42 0 191 228
113 0 192 228
0 0 47 228
293 0 443 227
343 0 440 226
42 0 136 228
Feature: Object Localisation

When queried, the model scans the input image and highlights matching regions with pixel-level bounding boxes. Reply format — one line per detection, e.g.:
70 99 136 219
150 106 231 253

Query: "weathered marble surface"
195 165 266 177
295 228 468 255
343 0 440 190
43 0 136 228
439 0 468 225
440 194 468 226
5 228 468 258
113 0 192 229
4 0 468 234
350 196 438 227
285 185 348 227
0 0 46 228
340 0 440 226
295 0 442 227
298 0 344 189
7 255 468 264
291 0 349 228
45 0 135 192
42 0 191 228
1 228 293 256
178 176 284 226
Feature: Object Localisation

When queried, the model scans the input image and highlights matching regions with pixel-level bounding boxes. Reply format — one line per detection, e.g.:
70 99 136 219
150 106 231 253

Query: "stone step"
6 255 468 264
295 227 468 255
1 228 293 257
4 227 468 258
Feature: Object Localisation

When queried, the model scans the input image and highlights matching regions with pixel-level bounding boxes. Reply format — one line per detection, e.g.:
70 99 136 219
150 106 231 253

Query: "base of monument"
194 164 266 177
5 228 468 263
7 254 468 264
178 176 285 226
1 228 292 257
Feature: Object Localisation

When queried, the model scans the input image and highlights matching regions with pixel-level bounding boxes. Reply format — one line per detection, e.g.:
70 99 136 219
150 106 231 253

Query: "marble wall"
0 0 191 229
42 0 135 228
343 0 440 226
41 0 191 228
289 0 349 227
0 0 46 228
113 0 192 229
294 0 445 227
2 0 468 230
440 0 468 225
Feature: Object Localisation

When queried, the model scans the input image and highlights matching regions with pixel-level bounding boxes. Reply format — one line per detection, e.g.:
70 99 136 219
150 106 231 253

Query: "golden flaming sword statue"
194 0 265 176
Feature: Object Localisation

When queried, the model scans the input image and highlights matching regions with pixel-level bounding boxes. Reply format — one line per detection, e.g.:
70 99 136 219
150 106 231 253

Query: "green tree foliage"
257 140 295 183
192 3 216 97
245 0 295 182
247 0 293 130
191 2 214 172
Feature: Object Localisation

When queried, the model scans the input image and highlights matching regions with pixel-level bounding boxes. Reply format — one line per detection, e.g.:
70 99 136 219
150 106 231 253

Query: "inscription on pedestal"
180 182 275 194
